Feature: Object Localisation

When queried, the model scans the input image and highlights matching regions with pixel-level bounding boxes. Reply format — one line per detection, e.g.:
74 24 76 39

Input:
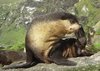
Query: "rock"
0 51 100 71
91 0 100 8
92 21 100 44
93 21 100 32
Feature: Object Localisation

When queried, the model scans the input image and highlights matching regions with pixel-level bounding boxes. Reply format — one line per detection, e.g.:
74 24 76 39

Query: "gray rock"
91 0 100 8
0 51 100 71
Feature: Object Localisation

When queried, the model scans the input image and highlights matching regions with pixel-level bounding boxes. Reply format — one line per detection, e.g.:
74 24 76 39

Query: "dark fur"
32 12 79 23
75 27 93 56
0 50 26 66
62 27 93 58
3 12 80 69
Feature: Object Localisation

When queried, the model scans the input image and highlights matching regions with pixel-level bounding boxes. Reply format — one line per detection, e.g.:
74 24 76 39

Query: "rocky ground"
0 51 100 71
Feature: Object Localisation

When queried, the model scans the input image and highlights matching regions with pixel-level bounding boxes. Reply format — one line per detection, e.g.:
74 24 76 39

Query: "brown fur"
63 45 77 58
0 50 26 66
3 12 81 69
27 18 80 63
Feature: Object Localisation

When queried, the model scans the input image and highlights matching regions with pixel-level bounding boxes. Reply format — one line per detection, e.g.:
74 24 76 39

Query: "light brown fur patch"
27 19 80 62
63 46 77 58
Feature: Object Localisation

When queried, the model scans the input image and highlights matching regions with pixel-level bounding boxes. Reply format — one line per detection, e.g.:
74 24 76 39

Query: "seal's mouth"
62 33 77 40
